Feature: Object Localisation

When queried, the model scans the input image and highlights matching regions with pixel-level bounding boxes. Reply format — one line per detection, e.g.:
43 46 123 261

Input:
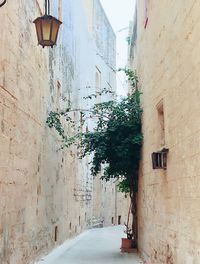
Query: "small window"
111 217 114 224
95 67 101 103
152 149 169 170
80 112 84 132
56 80 61 110
118 215 121 225
54 226 58 242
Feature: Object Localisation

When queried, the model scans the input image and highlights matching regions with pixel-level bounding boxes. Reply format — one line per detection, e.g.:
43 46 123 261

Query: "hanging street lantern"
0 0 6 7
33 0 62 48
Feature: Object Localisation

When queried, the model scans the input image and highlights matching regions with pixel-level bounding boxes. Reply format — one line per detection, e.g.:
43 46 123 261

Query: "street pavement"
36 226 143 264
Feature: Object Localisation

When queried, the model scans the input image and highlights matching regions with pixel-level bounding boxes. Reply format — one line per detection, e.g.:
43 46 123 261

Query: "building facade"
82 0 130 229
0 1 128 264
129 0 200 263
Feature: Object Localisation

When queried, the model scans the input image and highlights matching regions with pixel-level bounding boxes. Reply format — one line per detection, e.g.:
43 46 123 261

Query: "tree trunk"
130 191 137 248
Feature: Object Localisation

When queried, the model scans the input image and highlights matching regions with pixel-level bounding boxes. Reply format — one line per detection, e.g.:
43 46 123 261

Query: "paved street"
37 226 143 264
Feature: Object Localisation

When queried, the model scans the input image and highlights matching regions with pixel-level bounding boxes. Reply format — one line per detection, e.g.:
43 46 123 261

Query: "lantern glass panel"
42 19 51 41
51 19 61 43
35 19 42 43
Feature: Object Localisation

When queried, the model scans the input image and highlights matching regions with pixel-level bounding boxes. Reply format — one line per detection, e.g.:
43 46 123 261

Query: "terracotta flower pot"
121 238 132 249
121 238 137 253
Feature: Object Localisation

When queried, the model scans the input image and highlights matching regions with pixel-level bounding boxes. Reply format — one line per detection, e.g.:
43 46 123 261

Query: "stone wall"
0 1 129 263
0 0 91 263
92 178 129 227
133 0 200 263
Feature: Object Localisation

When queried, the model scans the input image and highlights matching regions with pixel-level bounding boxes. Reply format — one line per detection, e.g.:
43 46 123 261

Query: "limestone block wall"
92 178 130 227
134 0 200 263
0 0 128 263
102 181 130 227
0 1 95 263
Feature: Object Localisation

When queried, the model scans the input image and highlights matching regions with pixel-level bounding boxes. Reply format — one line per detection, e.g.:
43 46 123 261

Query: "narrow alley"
2 0 200 263
37 226 143 264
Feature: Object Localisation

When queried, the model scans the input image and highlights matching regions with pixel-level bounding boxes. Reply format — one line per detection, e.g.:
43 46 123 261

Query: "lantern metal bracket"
45 0 50 15
0 0 6 7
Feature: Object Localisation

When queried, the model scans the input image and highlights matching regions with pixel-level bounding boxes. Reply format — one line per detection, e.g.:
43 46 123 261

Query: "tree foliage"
82 91 142 192
47 68 142 192
46 68 143 244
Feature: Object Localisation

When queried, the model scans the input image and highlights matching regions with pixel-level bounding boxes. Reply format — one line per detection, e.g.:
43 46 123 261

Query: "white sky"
99 0 136 95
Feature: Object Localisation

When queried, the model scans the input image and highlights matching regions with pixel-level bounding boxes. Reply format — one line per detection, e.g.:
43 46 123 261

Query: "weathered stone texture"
0 1 128 264
134 0 200 263
92 178 129 227
0 1 89 263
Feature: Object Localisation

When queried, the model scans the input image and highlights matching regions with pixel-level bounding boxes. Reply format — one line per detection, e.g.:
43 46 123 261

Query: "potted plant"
121 203 135 252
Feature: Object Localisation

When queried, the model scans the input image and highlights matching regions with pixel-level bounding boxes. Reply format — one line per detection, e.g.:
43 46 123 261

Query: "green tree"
46 68 143 247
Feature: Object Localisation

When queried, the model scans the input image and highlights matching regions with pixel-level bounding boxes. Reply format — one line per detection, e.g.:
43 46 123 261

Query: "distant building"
82 0 130 229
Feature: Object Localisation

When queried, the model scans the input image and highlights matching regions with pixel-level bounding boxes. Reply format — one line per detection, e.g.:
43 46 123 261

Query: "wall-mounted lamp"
33 0 62 48
0 0 6 7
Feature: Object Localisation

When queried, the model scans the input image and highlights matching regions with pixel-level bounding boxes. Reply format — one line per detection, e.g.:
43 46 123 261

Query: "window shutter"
152 149 169 170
